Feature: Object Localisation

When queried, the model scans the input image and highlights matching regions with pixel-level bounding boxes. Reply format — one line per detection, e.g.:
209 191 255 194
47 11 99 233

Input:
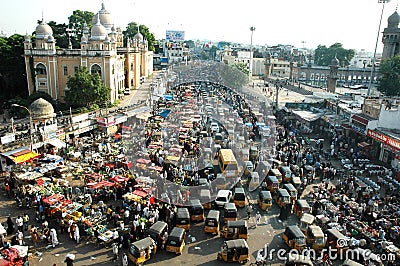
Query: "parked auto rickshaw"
166 227 186 255
306 225 325 252
283 183 297 202
199 189 212 209
175 208 190 231
221 220 248 239
146 221 168 248
326 228 349 254
294 199 311 218
243 160 253 176
189 199 205 222
223 203 238 223
283 225 307 251
128 237 157 265
299 213 315 233
268 168 283 183
279 165 292 183
266 175 280 192
258 190 272 211
249 145 259 163
233 187 246 207
217 239 249 264
276 188 291 208
204 210 220 234
215 173 227 190
291 176 302 189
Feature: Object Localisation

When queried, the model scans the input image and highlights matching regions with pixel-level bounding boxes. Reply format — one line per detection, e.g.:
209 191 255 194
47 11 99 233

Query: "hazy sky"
1 0 399 53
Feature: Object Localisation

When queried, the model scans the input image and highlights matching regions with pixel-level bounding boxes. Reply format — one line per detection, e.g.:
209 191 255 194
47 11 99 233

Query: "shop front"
367 129 400 170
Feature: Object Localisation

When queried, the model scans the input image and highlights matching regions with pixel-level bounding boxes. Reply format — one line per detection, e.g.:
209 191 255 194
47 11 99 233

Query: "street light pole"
12 104 33 150
368 0 390 96
249 26 256 82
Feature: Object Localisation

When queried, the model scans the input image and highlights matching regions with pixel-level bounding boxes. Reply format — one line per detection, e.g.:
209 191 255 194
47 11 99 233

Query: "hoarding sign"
166 30 185 41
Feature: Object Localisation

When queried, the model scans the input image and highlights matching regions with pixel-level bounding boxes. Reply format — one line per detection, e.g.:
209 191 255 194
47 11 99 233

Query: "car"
124 88 131 95
210 122 219 133
215 189 232 208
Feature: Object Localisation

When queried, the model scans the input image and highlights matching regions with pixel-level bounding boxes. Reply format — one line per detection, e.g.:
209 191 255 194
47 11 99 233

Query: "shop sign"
79 120 91 129
96 116 115 127
0 134 15 144
43 124 57 133
368 129 400 151
351 124 366 135
115 115 127 124
72 113 89 124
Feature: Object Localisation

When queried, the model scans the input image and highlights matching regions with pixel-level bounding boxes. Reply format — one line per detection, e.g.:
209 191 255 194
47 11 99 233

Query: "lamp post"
249 26 256 82
368 0 390 96
12 104 33 150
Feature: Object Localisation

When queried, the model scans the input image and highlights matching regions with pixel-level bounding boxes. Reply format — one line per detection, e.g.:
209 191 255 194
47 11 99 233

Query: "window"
36 63 47 75
130 63 134 71
63 66 68 76
91 64 101 76
39 82 47 86
131 79 133 86
74 66 79 74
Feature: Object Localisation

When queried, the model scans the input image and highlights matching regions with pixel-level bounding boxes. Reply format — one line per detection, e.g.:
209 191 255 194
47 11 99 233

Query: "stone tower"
327 57 339 93
382 10 400 60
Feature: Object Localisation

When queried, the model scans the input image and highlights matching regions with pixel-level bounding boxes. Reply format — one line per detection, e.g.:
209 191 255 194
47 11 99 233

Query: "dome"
388 11 400 28
81 35 87 44
90 14 107 41
331 56 339 66
29 98 55 121
47 34 54 43
104 34 110 44
24 34 31 43
35 21 53 40
92 2 113 31
134 31 143 42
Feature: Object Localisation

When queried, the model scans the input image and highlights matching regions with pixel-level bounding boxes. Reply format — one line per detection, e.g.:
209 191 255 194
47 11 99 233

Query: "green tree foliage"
314 43 355 66
234 62 249 75
46 21 69 48
0 34 28 106
123 22 156 51
377 55 400 96
184 40 195 49
65 66 111 108
68 10 94 48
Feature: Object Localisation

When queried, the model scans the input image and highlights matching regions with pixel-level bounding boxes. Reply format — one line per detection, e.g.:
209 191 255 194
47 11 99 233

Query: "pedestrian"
122 252 128 266
246 204 252 220
255 212 261 227
16 215 24 232
50 228 59 247
30 226 39 247
22 213 29 231
64 254 75 266
16 230 24 245
6 216 14 235
73 224 80 244
112 242 119 261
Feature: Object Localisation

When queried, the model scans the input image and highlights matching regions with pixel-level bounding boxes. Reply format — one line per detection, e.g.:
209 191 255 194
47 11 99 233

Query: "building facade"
24 3 153 104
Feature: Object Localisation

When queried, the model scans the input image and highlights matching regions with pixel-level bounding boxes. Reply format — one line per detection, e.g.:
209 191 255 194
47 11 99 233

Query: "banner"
367 129 400 151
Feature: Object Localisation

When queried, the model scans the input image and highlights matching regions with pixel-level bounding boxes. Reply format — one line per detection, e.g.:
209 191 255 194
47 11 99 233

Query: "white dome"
35 21 53 40
90 14 107 41
81 35 87 44
47 34 54 43
92 2 113 31
134 32 144 42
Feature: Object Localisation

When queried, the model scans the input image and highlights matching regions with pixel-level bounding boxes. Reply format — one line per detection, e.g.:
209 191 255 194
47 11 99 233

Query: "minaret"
327 56 339 93
382 9 400 59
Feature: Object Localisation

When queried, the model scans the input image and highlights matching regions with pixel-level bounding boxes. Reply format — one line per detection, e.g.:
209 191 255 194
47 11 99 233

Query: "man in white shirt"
16 216 23 232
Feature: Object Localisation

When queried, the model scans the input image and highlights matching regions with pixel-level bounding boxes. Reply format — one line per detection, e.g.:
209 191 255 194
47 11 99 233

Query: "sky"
1 0 399 53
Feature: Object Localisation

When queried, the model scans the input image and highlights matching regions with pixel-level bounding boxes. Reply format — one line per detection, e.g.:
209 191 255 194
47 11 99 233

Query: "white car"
215 190 232 208
210 122 219 133
124 88 131 95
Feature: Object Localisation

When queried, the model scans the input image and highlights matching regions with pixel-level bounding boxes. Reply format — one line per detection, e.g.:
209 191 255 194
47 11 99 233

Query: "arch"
91 64 102 76
35 63 47 75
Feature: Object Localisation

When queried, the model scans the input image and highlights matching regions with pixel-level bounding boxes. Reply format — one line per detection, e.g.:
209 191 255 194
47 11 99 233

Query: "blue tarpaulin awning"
158 109 171 118
163 95 174 101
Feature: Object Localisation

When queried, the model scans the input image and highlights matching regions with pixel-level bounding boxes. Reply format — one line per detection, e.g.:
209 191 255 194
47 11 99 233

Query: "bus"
218 149 239 178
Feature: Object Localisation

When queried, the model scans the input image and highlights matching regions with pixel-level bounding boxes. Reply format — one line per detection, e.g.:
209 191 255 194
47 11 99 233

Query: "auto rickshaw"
294 199 311 218
283 225 307 251
326 228 349 254
215 173 227 190
243 160 253 176
283 183 297 202
276 188 291 208
233 187 246 207
223 203 238 223
266 175 280 192
268 168 283 183
249 145 259 163
299 213 315 233
279 165 292 183
146 221 168 249
199 189 212 209
258 190 272 211
175 208 191 231
166 227 186 255
306 225 325 252
204 210 220 234
128 236 157 265
217 239 249 264
189 199 205 222
221 220 248 239
291 176 302 189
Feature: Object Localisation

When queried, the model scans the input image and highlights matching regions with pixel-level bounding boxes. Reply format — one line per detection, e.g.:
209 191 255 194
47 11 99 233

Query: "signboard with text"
166 30 185 41
367 129 400 151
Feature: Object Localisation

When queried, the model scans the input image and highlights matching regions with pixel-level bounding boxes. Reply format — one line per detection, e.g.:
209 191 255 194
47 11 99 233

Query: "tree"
65 66 111 108
68 10 94 48
377 55 400 96
46 21 69 48
314 43 355 66
122 22 156 51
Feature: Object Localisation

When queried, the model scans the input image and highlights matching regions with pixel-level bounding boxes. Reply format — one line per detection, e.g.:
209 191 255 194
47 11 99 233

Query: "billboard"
166 30 185 41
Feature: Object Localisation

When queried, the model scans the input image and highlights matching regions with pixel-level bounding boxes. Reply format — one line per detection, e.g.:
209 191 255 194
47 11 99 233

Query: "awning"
358 142 371 148
351 114 369 126
132 189 148 198
46 138 66 149
8 150 40 164
163 95 174 101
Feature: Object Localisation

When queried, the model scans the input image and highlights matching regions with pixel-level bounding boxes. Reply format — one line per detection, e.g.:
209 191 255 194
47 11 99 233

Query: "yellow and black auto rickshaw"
199 189 212 209
221 220 248 240
243 160 254 176
291 176 302 189
326 228 349 255
268 168 283 183
215 174 227 190
175 208 190 231
276 188 291 208
189 199 205 222
166 227 186 255
294 199 311 218
233 187 246 207
306 225 325 252
223 203 238 223
279 165 292 183
258 190 272 211
217 239 249 264
128 236 157 266
146 221 168 249
283 183 297 202
204 210 220 234
299 213 315 234
266 175 280 192
283 225 307 251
